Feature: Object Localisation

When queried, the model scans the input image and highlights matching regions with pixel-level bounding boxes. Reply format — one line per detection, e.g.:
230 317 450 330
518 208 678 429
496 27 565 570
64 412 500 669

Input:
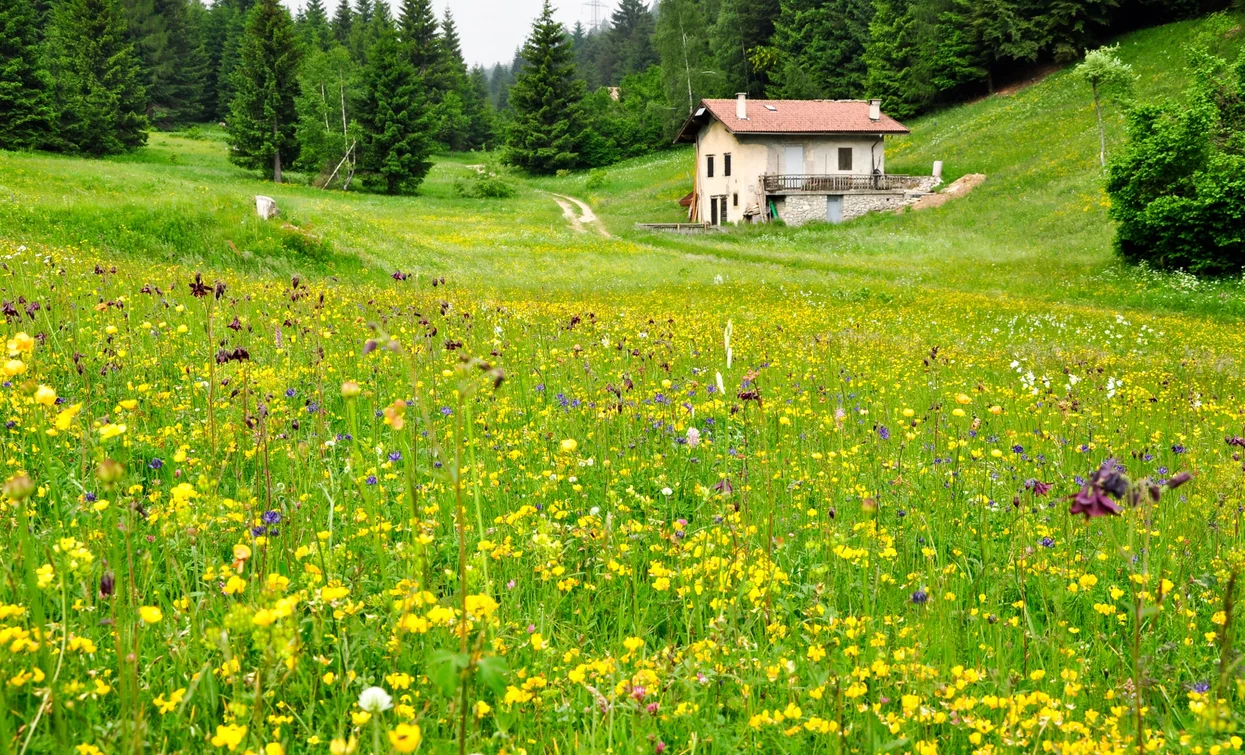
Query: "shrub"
1106 47 1245 276
585 169 608 191
453 166 518 199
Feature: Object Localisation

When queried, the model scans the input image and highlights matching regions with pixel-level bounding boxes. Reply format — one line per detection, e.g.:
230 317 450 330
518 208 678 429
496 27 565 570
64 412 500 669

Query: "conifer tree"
346 0 372 61
298 0 333 51
0 0 55 149
769 0 873 99
397 0 439 75
710 0 779 96
331 0 351 46
227 0 301 181
599 0 658 85
463 64 496 150
505 0 586 173
214 5 246 119
357 20 433 193
655 0 719 129
52 0 148 154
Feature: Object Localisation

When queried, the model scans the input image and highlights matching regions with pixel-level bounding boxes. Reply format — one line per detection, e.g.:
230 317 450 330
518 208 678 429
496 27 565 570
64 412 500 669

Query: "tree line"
0 0 1233 184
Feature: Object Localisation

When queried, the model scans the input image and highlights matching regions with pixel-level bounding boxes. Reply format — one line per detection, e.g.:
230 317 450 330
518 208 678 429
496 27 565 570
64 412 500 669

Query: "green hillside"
0 14 1243 313
542 12 1245 315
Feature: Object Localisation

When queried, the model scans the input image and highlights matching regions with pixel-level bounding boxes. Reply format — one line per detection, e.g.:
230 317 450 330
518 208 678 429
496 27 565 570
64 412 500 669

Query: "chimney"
736 93 748 120
868 99 881 121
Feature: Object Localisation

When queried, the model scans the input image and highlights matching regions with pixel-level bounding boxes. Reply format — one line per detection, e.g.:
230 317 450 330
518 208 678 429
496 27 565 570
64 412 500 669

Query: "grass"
0 12 1243 755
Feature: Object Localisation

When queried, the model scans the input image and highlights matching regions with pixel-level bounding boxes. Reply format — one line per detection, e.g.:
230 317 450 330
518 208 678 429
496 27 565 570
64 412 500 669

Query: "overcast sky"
287 0 607 68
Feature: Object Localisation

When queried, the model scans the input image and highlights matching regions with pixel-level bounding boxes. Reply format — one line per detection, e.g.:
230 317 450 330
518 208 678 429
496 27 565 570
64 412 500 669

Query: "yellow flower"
2 359 25 377
98 423 127 440
54 403 82 430
34 385 57 407
474 700 491 718
560 438 578 453
264 744 284 755
154 688 186 714
623 636 644 653
210 724 247 751
139 606 163 624
7 332 34 356
530 632 546 651
224 576 247 595
329 737 357 755
388 723 422 753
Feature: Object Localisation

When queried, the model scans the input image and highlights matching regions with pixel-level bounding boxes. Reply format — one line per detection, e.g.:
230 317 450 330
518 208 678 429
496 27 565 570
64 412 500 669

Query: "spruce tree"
298 0 332 51
710 0 779 96
357 20 433 193
227 0 301 181
463 64 496 150
397 0 439 75
52 0 148 154
599 0 657 85
505 0 586 174
655 0 719 129
331 0 351 46
769 0 873 99
0 0 55 149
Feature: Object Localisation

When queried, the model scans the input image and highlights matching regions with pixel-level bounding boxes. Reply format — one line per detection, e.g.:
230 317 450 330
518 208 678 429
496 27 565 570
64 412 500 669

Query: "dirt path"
908 173 987 212
549 193 611 238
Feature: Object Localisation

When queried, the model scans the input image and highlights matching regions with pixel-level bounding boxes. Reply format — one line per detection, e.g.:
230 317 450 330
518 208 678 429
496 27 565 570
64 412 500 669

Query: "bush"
585 169 608 191
453 166 518 199
1106 47 1245 276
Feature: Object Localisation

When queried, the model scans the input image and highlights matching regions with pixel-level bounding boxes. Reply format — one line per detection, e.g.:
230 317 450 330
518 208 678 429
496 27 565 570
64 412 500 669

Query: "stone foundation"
771 176 942 227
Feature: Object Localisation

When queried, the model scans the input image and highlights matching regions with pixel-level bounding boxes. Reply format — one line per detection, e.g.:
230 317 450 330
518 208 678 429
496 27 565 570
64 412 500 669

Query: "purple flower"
262 510 283 525
285 388 296 398
148 457 164 470
911 589 928 604
388 451 402 462
1039 537 1055 548
877 426 890 441
366 475 378 485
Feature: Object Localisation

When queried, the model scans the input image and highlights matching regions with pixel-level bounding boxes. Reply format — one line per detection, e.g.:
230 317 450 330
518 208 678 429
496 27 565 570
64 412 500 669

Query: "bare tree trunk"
272 119 282 183
1094 83 1107 167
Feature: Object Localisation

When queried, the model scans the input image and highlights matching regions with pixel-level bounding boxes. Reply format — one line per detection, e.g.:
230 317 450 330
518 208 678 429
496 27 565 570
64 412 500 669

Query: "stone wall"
773 195 827 226
772 175 944 227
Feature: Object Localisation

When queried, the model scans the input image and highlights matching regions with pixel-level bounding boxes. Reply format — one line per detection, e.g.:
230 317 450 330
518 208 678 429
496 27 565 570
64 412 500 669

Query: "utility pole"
582 0 607 31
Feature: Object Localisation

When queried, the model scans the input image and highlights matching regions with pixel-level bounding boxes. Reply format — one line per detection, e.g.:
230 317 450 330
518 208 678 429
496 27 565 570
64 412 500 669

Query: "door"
710 196 718 225
784 146 804 175
826 195 843 224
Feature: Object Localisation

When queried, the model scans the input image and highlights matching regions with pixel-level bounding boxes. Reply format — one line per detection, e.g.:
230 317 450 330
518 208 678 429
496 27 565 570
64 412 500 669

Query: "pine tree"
151 0 208 123
769 0 873 99
51 0 148 154
227 0 301 181
397 0 439 75
504 0 586 173
599 0 657 84
346 0 372 61
357 20 433 193
655 0 719 130
331 0 351 46
0 0 55 149
298 0 333 51
435 9 471 150
463 64 496 150
215 5 246 119
710 0 780 96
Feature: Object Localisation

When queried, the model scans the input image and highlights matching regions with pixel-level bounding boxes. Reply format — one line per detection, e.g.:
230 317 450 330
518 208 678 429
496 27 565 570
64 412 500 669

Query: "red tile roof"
676 99 910 142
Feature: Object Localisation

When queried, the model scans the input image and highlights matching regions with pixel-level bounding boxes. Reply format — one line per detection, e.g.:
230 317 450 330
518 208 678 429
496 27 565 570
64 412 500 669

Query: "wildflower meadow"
1 233 1242 755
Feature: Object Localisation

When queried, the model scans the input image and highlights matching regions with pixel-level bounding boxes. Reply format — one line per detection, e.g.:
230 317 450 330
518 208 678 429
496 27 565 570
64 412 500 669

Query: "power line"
582 0 608 31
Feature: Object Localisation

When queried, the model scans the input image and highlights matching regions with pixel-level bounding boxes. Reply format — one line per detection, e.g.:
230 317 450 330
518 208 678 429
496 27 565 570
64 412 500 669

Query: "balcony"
762 173 926 194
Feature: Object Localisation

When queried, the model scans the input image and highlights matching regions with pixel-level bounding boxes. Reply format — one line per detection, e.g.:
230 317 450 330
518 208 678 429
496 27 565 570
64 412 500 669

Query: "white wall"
695 120 890 224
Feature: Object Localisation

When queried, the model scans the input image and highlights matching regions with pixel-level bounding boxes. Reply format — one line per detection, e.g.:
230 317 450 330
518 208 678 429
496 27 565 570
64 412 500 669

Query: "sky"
285 0 608 68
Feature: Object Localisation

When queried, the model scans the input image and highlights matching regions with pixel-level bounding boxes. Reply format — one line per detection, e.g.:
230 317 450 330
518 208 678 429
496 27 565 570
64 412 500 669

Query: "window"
706 155 714 178
733 193 739 207
724 153 732 177
838 147 853 172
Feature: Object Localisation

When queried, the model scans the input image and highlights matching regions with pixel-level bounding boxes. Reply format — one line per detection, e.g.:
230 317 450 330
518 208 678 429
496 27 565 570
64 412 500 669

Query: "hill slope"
542 12 1245 315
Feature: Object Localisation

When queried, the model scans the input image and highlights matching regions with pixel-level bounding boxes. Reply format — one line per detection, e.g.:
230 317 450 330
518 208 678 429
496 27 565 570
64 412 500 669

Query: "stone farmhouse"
675 95 940 226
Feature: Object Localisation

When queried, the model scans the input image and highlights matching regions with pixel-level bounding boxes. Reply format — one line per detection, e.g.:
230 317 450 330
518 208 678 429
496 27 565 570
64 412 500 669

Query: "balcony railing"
762 174 925 193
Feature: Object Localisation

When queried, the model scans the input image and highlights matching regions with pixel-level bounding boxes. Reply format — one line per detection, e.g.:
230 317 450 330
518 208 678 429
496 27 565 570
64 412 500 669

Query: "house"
675 95 939 226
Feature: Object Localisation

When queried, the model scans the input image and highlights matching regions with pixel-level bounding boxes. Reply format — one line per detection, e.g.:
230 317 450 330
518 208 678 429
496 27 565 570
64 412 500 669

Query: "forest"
0 0 1234 186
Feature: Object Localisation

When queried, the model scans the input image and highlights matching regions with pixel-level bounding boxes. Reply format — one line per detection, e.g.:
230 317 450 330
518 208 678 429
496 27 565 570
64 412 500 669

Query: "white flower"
358 686 393 713
661 487 673 496
686 427 701 448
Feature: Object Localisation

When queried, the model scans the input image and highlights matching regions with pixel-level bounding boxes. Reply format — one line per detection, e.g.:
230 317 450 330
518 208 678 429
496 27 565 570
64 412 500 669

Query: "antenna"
582 0 607 31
